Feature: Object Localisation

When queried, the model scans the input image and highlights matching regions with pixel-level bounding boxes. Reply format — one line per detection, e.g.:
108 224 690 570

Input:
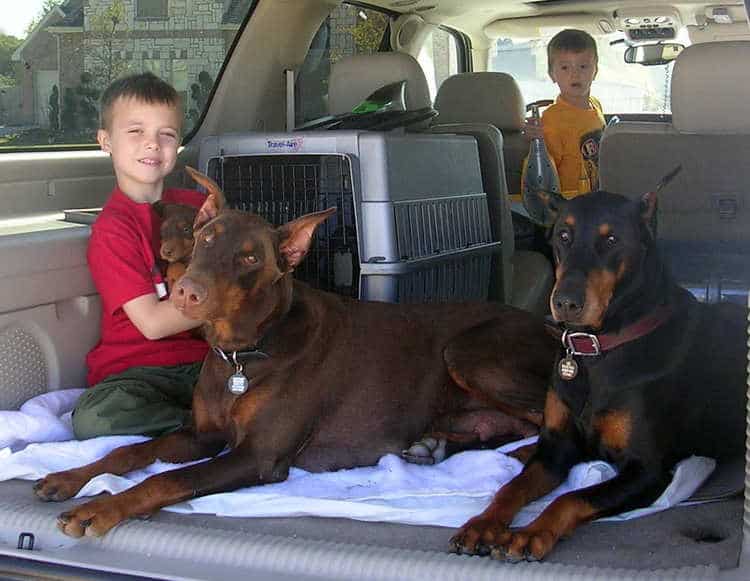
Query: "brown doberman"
152 200 198 292
449 170 748 561
34 167 557 537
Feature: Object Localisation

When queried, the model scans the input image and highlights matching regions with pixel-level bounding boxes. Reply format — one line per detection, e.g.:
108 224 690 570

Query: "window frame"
0 1 260 154
135 0 169 21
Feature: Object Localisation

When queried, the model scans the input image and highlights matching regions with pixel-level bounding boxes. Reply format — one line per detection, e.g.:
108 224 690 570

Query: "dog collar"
212 346 270 395
560 305 673 356
554 306 673 381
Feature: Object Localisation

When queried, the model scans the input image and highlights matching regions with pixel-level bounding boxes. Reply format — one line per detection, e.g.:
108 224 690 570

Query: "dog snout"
160 244 175 260
171 276 207 310
552 291 585 321
551 273 587 323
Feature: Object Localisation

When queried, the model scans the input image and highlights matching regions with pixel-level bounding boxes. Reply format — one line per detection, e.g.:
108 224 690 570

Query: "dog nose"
172 276 207 308
553 292 585 321
161 245 174 259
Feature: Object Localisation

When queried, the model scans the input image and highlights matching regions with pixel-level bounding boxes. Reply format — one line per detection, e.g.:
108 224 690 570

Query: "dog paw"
57 498 127 538
401 437 446 465
490 528 558 562
34 472 87 502
448 516 511 557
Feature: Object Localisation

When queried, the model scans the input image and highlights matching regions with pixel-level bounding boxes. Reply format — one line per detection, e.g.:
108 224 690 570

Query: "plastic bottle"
522 100 561 225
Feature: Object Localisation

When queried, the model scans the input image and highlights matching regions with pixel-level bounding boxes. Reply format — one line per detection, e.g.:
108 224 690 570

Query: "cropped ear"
278 208 337 271
184 166 226 229
524 189 566 227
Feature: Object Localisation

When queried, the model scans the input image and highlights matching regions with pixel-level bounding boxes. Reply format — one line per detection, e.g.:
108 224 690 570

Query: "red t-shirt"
85 187 209 386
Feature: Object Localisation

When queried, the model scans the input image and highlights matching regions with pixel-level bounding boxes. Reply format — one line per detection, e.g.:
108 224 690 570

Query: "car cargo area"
2 0 750 579
0 214 745 580
0 478 744 579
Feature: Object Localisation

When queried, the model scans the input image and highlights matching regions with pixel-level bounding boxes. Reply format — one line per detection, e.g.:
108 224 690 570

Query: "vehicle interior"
0 0 748 579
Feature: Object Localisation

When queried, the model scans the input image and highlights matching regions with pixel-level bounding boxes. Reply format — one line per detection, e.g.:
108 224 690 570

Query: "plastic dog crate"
198 131 500 303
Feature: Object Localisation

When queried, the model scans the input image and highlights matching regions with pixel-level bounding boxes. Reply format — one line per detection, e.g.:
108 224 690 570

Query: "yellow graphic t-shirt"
541 96 605 198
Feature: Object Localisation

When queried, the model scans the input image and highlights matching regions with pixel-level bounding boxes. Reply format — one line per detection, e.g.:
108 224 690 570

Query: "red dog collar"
561 305 673 356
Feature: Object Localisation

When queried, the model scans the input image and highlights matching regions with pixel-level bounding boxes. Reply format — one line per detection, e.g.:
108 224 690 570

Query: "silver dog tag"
558 354 578 381
228 372 250 395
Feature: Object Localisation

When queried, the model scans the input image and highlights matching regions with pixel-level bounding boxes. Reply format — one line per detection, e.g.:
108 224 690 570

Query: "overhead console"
687 5 750 43
614 6 681 42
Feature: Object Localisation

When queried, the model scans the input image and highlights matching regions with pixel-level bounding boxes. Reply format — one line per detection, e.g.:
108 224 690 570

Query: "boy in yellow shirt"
524 29 605 198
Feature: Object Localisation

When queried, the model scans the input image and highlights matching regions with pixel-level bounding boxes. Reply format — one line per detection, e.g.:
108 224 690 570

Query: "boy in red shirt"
73 72 209 439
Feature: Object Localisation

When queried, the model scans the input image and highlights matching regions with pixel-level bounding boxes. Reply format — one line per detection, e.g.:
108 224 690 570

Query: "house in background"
12 0 252 129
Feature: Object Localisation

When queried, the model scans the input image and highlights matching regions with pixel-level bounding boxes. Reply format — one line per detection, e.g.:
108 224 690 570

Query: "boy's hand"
193 193 219 230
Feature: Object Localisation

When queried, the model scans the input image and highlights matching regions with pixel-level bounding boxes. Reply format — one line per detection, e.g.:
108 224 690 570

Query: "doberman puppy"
152 201 198 291
449 172 748 561
34 168 558 537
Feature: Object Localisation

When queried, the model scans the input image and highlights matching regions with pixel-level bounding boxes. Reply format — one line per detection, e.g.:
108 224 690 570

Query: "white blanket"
0 390 714 528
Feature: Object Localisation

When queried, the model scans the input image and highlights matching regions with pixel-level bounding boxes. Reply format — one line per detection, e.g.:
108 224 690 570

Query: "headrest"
327 52 431 115
671 41 750 134
433 72 525 131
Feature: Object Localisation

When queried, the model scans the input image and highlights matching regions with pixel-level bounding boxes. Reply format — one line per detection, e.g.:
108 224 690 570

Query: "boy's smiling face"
97 97 182 203
549 49 598 106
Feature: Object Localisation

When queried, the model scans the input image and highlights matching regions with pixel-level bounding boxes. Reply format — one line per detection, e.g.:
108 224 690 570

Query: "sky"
1 1 48 39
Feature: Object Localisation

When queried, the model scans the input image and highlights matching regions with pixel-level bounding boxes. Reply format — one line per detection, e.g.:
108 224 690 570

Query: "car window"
295 6 462 126
417 27 460 100
0 0 256 151
295 3 390 127
489 28 691 115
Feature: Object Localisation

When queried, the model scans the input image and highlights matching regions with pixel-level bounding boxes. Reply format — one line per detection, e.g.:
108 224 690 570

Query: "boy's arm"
89 223 203 341
123 293 202 340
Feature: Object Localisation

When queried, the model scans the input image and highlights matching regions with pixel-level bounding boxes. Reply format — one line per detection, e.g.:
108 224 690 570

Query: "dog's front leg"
498 461 667 561
450 389 583 556
34 428 225 502
54 443 291 537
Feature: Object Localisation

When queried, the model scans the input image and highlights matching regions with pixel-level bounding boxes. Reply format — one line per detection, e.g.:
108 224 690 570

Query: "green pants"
72 362 202 440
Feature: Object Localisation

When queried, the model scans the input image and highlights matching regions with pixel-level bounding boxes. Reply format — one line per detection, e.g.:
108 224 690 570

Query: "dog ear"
524 189 566 226
184 166 226 230
278 208 337 271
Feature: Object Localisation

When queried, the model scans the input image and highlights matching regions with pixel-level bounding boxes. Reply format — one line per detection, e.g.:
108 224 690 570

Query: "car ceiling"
361 1 749 45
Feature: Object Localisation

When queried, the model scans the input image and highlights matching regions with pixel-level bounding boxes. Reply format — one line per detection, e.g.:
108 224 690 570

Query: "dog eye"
182 226 192 235
240 254 258 266
559 230 572 244
605 234 618 246
201 231 215 246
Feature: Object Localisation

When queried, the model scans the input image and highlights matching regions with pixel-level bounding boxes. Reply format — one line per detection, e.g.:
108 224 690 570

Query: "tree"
86 0 130 90
61 87 78 132
24 0 65 37
350 11 389 55
76 73 100 133
188 71 214 124
0 33 22 87
60 74 100 135
48 85 60 132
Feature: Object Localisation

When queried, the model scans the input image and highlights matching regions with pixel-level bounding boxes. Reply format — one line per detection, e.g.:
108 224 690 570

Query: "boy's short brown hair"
547 29 598 74
99 72 182 130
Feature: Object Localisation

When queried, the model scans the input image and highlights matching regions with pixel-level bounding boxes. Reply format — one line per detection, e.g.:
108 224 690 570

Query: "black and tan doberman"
449 170 747 561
